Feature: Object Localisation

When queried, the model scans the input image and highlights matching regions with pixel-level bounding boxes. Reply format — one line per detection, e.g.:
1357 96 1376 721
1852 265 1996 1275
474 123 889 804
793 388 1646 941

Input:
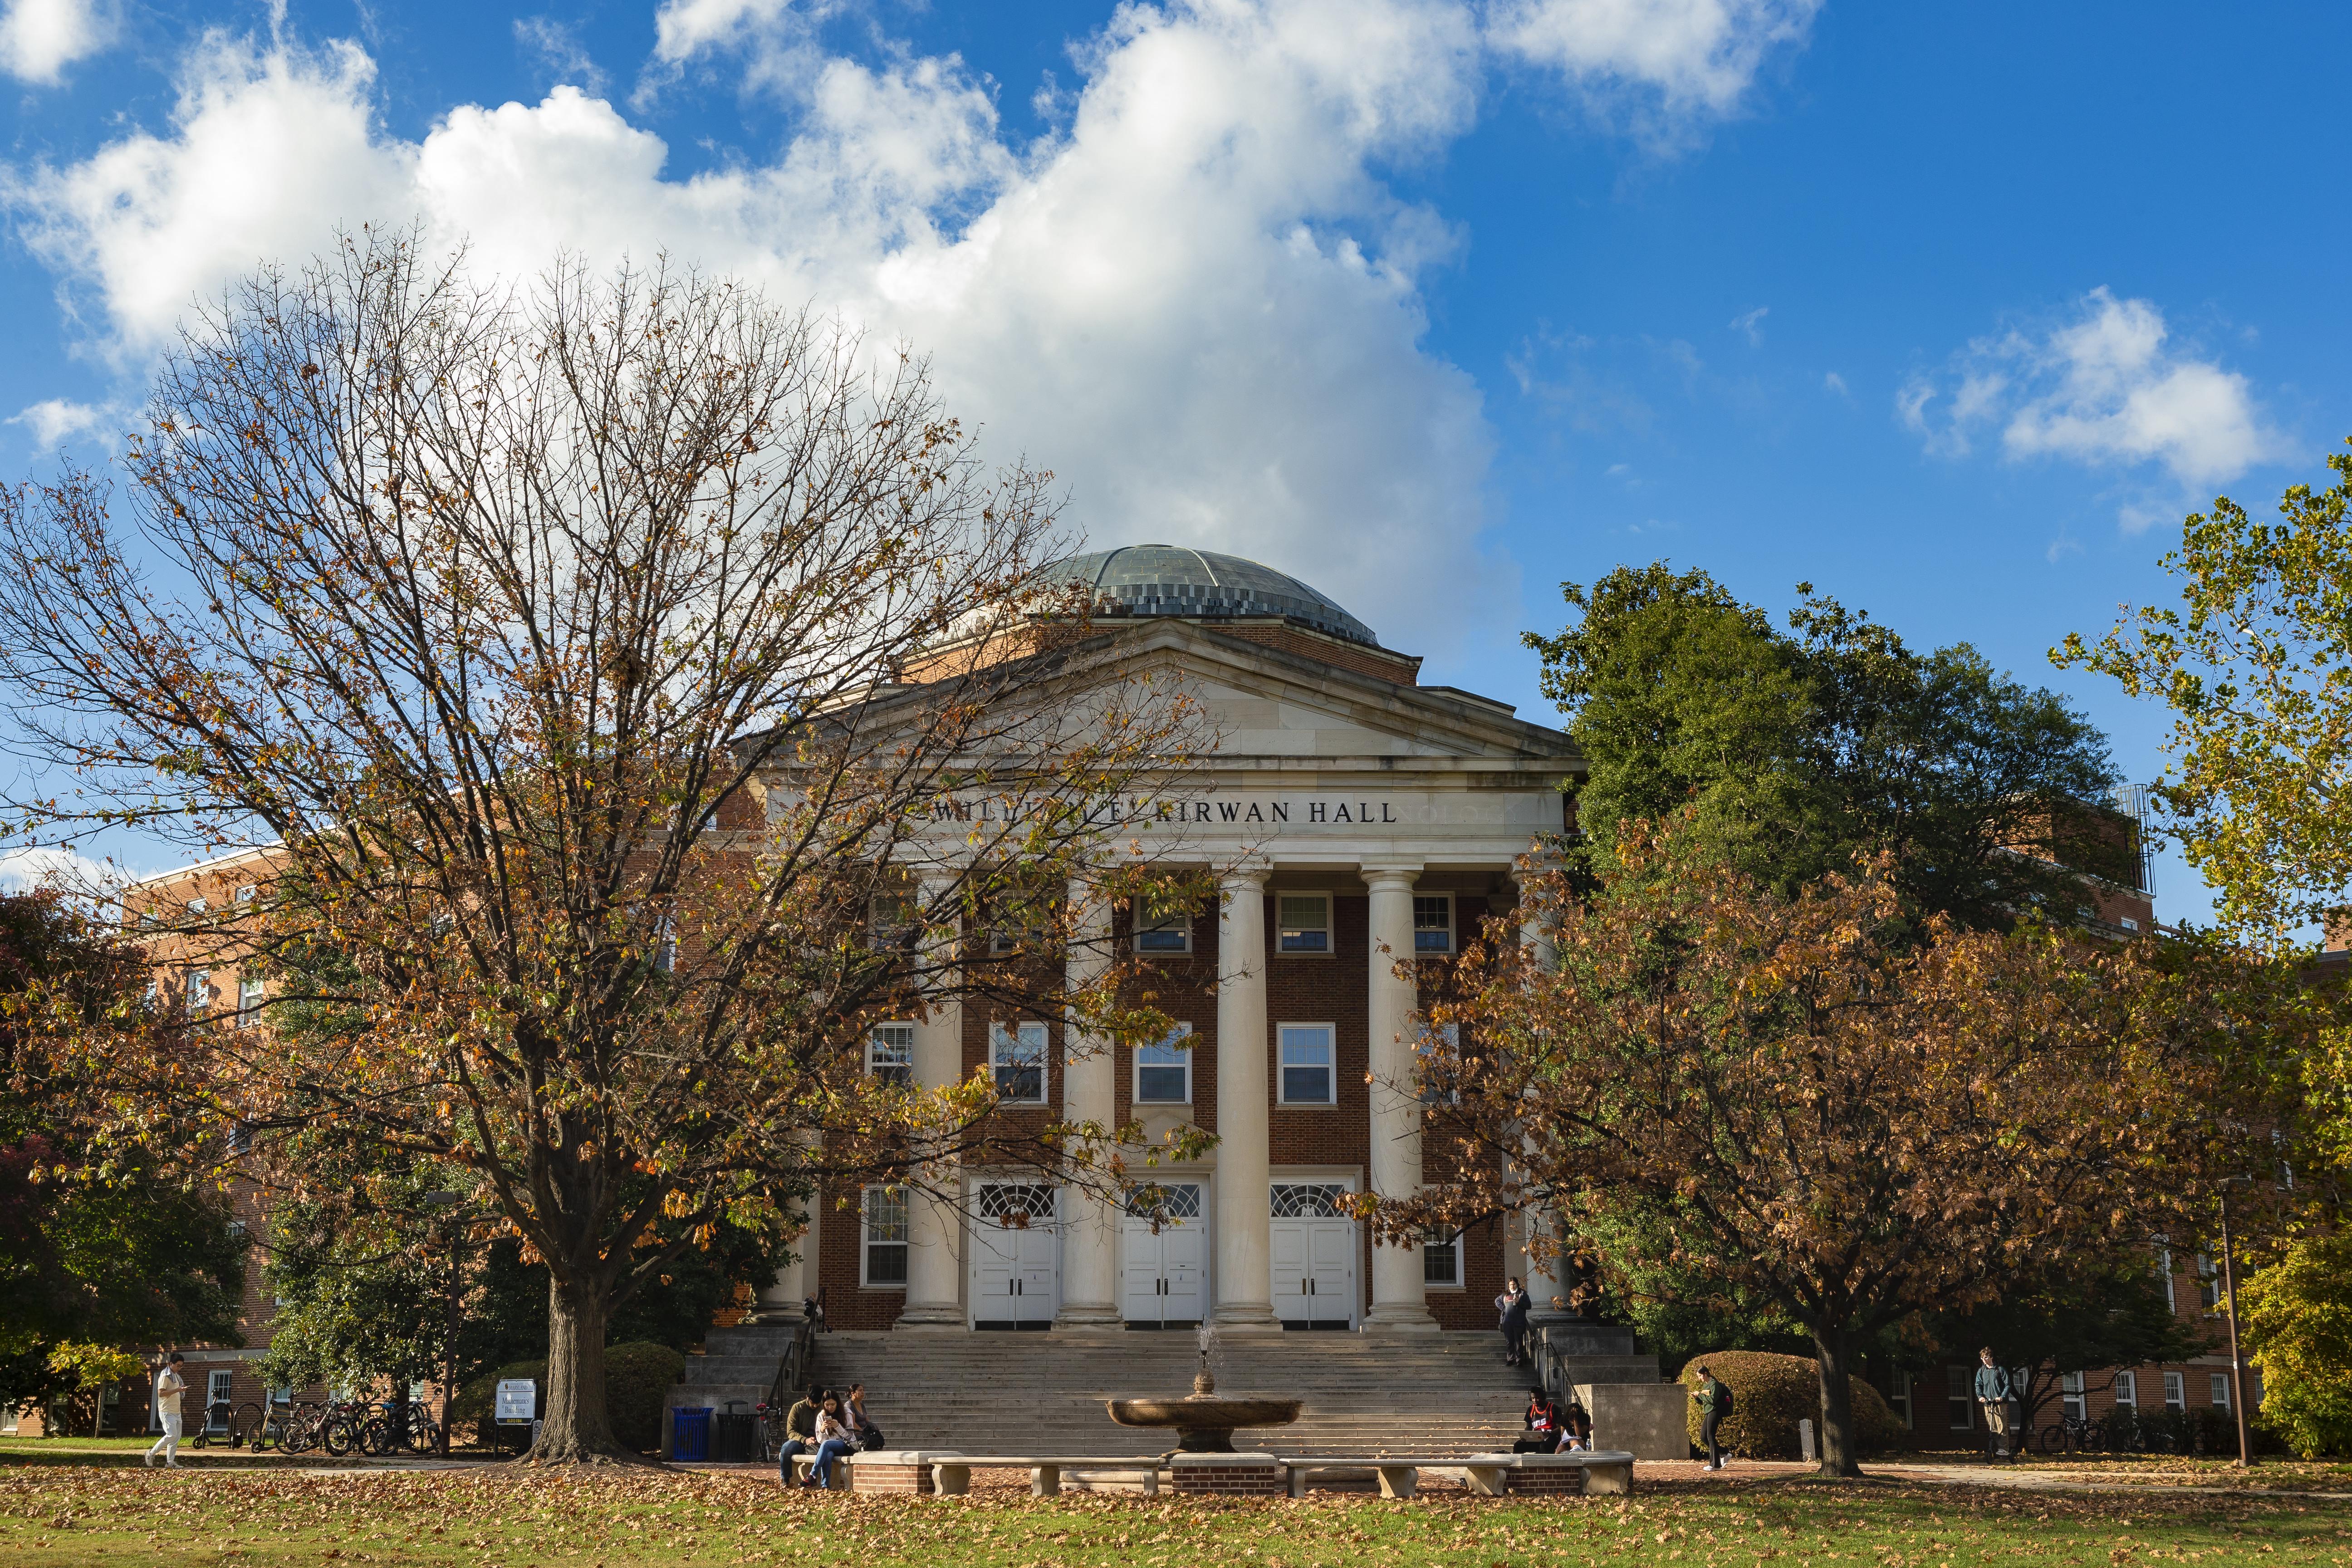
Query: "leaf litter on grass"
0 1468 2346 1568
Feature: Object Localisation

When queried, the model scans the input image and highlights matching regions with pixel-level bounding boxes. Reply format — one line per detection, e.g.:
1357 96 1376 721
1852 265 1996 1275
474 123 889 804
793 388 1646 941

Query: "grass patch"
3 1469 2350 1568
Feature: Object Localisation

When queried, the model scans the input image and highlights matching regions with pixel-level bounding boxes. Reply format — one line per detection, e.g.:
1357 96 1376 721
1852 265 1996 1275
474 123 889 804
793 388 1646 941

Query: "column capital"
1359 861 1424 890
1219 858 1272 892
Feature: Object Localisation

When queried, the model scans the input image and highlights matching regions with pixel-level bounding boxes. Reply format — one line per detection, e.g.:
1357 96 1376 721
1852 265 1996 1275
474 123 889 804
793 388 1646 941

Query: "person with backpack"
1690 1364 1733 1470
1495 1277 1533 1367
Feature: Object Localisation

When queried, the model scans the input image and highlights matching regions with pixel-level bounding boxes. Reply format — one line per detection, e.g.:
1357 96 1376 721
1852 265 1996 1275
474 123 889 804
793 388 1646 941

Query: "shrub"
447 1342 685 1453
1677 1351 1905 1460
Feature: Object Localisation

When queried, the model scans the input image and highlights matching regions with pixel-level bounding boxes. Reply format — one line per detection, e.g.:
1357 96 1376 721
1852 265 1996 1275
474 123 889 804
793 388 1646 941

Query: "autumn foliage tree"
0 235 1208 1462
1383 818 2270 1477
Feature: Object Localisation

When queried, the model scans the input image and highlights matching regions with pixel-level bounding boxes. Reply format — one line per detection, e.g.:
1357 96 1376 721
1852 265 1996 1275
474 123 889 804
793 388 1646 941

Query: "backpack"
1715 1384 1735 1418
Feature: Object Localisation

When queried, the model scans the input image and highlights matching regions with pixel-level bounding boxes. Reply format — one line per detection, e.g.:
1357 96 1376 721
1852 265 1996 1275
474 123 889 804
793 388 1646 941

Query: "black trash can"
713 1401 756 1464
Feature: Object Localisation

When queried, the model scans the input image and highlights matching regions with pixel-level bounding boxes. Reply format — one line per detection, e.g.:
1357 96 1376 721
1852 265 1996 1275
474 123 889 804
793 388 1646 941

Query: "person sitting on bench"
1561 1398 1594 1452
808 1393 856 1490
776 1385 821 1487
1516 1391 1566 1452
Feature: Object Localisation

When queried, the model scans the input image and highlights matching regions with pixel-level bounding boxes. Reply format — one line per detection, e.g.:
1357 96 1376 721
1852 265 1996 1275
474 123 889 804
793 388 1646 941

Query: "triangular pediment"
1082 619 1579 771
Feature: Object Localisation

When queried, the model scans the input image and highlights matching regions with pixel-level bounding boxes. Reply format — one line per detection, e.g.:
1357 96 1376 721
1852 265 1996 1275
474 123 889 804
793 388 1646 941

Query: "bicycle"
754 1402 784 1464
361 1401 442 1457
279 1401 330 1456
2038 1414 2102 1455
318 1398 372 1457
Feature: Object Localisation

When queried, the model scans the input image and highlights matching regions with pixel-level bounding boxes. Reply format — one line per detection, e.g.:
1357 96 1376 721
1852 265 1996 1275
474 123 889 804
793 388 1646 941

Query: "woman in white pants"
145 1354 187 1468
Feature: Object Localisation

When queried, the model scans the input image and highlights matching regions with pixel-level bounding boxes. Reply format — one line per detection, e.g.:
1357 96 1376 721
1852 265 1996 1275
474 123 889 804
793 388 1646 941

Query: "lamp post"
420 1191 466 1460
2217 1180 2254 1468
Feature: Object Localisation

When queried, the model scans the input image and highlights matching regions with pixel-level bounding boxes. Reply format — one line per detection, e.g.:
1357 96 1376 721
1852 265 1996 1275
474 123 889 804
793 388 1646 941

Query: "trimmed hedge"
1677 1350 1906 1460
449 1342 686 1453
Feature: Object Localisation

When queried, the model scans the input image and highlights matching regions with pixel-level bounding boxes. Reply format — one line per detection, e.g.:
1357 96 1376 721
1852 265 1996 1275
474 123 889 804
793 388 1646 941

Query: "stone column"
750 1201 813 1323
1510 864 1570 1329
1054 880 1123 1330
897 872 968 1329
1212 863 1281 1332
1362 862 1438 1333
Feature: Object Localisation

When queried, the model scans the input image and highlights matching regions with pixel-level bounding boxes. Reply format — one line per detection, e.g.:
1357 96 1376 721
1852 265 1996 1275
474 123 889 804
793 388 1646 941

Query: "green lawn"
4 1467 2349 1568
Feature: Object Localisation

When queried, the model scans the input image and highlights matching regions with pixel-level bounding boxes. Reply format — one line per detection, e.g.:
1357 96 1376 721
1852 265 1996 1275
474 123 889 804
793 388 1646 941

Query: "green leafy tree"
2058 442 2352 1454
1530 563 2133 928
0 892 248 1424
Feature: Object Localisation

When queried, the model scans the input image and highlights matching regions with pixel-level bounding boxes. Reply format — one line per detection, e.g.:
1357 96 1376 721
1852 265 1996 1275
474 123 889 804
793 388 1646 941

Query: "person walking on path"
1974 1348 2014 1461
1690 1364 1730 1470
1495 1277 1532 1367
775 1385 821 1487
144 1353 187 1468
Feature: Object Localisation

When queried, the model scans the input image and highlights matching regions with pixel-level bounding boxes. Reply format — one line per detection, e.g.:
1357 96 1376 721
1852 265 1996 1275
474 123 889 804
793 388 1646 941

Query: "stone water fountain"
1104 1323 1303 1453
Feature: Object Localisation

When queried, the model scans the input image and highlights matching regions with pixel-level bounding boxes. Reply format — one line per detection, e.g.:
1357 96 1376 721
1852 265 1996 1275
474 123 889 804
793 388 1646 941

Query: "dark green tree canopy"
1527 562 2134 931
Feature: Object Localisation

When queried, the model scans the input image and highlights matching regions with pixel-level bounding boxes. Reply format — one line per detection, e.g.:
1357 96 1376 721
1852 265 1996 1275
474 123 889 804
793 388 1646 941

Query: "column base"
1210 1303 1287 1336
1360 1305 1443 1334
893 1303 969 1330
1051 1303 1126 1333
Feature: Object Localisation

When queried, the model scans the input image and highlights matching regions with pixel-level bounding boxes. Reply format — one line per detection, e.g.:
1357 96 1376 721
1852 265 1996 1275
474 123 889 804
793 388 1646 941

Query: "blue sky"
1 0 2346 916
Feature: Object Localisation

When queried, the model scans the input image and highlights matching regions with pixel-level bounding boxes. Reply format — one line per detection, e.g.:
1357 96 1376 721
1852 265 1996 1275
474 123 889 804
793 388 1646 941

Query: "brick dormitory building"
55 544 2249 1453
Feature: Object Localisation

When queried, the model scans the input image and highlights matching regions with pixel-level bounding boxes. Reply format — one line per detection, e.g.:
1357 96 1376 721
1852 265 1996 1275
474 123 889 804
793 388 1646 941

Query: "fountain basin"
1105 1396 1304 1453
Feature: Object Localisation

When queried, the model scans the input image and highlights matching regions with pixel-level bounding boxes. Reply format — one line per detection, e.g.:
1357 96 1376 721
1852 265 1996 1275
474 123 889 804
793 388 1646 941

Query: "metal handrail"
766 1313 817 1412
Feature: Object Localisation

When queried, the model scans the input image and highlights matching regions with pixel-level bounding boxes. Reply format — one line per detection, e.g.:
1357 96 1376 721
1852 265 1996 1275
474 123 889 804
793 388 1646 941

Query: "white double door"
1269 1182 1358 1329
1121 1182 1207 1326
969 1182 1060 1330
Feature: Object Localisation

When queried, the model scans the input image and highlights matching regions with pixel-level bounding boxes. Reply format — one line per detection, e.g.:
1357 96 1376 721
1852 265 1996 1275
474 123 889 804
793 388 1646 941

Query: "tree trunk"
531 1272 641 1465
1812 1325 1865 1479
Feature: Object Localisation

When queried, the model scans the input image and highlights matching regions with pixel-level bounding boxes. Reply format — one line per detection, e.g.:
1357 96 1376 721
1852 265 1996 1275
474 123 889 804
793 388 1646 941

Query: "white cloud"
0 843 122 895
7 396 113 448
1821 370 1846 397
1729 304 1765 345
1901 288 2277 491
0 0 109 83
4 0 1813 647
1486 0 1819 120
515 15 608 97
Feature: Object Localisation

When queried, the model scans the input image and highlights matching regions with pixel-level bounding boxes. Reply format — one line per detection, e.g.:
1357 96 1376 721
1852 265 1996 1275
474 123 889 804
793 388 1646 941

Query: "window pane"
865 1243 908 1285
2210 1373 2231 1409
1279 1027 1333 1102
864 1188 908 1241
2115 1371 2137 1406
1136 900 1190 951
1277 895 1328 953
1422 1240 1459 1285
1413 896 1451 953
869 1024 914 1087
993 1022 1046 1102
1136 1027 1190 1102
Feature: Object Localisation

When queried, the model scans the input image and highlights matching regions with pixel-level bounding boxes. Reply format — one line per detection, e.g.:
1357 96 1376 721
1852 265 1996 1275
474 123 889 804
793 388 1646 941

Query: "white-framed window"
185 969 210 1015
2196 1254 2223 1313
868 889 917 949
2114 1370 2138 1408
1421 1229 1465 1290
860 1186 909 1287
987 896 1048 956
867 1023 915 1088
1888 1370 1913 1430
206 1369 234 1416
1134 1024 1192 1104
186 897 207 916
1945 1366 1972 1430
2062 1371 2086 1423
1415 1020 1460 1105
654 914 676 973
2210 1372 2232 1411
1277 893 1331 954
1412 895 1453 954
1277 1023 1336 1104
990 1021 1048 1104
234 884 257 905
237 975 265 1025
1133 898 1191 954
2154 1236 2176 1312
2163 1371 2185 1410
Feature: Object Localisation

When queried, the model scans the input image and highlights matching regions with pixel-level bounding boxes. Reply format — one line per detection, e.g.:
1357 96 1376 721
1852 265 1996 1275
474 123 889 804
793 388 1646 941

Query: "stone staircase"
785 1329 1662 1459
666 1322 803 1436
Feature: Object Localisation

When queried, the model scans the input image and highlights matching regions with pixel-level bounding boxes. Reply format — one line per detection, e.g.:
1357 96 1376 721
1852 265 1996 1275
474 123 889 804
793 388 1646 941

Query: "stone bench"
1280 1450 1636 1499
845 1451 1163 1497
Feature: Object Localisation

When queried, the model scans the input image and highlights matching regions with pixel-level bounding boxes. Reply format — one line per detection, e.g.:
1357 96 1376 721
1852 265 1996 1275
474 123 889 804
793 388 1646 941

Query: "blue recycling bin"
672 1407 713 1462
